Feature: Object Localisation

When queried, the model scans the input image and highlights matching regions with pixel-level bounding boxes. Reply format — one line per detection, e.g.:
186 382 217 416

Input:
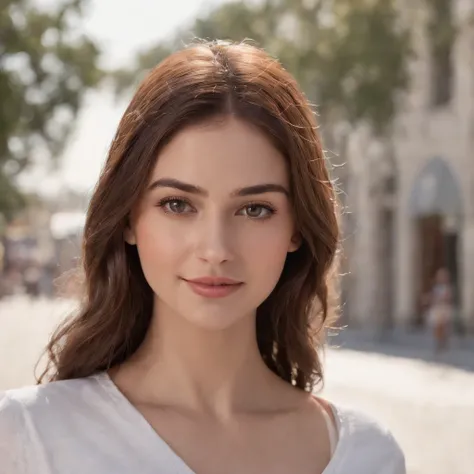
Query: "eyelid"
237 201 277 218
157 196 195 212
239 200 276 211
157 196 191 204
249 200 274 207
156 196 277 215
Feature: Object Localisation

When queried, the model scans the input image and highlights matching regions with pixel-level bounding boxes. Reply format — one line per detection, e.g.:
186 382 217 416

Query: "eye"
240 204 275 219
158 198 194 214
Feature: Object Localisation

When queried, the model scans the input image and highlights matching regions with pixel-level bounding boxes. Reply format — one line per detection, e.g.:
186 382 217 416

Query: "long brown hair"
38 41 340 391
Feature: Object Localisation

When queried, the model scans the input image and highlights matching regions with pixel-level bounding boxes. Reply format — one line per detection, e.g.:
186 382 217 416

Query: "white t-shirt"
0 373 406 474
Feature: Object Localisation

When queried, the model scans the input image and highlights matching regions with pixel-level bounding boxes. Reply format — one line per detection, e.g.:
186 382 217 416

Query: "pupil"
248 205 260 217
171 201 184 212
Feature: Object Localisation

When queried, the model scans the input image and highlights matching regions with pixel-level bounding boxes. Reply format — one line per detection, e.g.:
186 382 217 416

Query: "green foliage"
113 0 411 135
316 0 411 128
0 0 102 220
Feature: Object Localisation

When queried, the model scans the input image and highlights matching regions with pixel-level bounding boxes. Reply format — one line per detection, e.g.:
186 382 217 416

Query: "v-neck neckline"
92 371 346 474
95 371 195 473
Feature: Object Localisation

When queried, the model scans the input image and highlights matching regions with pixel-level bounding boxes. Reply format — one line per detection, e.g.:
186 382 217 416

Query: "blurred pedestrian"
23 264 41 299
428 267 454 353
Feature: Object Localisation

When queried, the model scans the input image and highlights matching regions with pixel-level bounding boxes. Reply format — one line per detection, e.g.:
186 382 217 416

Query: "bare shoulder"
267 390 405 473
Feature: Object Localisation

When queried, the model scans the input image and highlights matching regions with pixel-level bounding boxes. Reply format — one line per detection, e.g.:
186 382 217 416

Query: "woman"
0 41 405 473
428 267 454 353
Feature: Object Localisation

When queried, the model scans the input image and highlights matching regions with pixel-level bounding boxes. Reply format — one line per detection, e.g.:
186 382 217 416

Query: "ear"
288 232 302 253
124 221 136 246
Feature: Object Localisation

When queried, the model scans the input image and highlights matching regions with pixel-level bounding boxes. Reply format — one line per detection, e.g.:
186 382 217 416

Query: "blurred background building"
0 191 86 298
340 0 474 334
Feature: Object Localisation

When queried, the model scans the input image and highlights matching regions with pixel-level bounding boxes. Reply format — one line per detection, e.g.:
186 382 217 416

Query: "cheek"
242 224 292 291
133 216 184 286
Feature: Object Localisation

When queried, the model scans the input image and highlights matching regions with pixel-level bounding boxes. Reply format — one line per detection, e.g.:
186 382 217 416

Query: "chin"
153 291 259 332
185 310 249 332
173 300 254 332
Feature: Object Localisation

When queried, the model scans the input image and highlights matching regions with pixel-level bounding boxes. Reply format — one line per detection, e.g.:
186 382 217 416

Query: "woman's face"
126 117 300 330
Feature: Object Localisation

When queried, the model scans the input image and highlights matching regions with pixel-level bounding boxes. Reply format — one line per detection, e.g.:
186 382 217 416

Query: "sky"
24 0 224 196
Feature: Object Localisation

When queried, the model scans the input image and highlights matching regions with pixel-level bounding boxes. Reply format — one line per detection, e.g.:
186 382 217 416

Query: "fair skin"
112 117 335 474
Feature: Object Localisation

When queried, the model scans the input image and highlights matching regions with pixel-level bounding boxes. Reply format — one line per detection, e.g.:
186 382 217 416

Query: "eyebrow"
147 178 289 197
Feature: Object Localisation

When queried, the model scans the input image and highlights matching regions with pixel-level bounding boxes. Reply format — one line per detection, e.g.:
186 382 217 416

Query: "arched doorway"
408 157 463 327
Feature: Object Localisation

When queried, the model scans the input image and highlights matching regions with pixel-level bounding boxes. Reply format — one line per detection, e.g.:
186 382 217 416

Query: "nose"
194 212 234 264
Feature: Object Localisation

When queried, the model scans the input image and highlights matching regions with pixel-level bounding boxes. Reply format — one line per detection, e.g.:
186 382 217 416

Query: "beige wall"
345 0 474 330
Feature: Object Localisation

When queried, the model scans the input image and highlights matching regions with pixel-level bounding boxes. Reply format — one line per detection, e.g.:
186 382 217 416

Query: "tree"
0 0 102 220
112 0 410 135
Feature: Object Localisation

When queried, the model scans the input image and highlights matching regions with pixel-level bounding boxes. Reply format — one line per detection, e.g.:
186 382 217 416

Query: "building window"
428 0 455 106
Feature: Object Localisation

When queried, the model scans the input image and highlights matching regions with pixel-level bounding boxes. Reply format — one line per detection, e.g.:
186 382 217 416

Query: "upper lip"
184 276 242 285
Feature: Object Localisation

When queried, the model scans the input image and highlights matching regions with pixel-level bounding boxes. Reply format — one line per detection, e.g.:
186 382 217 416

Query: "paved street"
1 296 473 473
321 348 474 474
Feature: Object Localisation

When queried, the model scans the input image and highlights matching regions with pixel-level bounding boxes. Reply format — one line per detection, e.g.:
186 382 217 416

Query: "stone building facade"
341 0 474 332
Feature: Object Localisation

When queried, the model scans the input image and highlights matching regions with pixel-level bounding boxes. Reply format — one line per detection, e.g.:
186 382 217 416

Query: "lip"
182 276 244 298
186 276 242 285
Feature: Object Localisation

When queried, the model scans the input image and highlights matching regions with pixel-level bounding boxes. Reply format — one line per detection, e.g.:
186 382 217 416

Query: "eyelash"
156 197 277 220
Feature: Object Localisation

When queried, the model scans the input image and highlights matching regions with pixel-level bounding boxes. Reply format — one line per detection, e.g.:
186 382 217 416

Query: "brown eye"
241 204 274 219
246 205 263 218
158 198 194 214
168 200 188 213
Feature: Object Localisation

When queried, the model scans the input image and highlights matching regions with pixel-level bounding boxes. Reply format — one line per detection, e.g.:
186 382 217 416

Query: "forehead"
151 118 288 191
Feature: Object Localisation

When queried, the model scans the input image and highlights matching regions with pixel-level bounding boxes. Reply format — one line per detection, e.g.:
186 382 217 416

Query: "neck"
119 298 283 417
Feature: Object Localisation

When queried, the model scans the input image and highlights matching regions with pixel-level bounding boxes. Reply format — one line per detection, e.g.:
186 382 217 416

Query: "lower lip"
184 280 243 298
